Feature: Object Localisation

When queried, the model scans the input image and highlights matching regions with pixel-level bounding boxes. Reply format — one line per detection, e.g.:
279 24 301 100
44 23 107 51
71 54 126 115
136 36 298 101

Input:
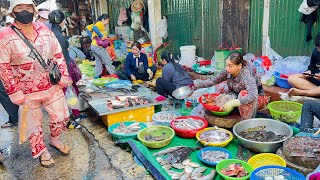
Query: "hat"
7 0 37 17
131 0 144 13
38 10 49 19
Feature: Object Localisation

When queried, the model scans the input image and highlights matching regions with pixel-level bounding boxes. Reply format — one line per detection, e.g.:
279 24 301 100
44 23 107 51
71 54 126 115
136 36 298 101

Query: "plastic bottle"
254 57 264 78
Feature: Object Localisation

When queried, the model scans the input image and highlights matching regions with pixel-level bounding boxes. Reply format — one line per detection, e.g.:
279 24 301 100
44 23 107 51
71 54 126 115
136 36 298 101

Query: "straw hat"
7 0 37 17
131 0 144 13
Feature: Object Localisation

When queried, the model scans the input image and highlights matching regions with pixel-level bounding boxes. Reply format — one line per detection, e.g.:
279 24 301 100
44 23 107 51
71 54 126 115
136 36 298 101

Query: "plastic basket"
250 165 306 180
108 122 147 140
248 153 286 169
196 127 233 147
152 111 181 126
198 147 232 166
267 101 302 123
216 159 253 180
199 94 234 116
137 126 175 148
171 116 208 138
274 71 292 89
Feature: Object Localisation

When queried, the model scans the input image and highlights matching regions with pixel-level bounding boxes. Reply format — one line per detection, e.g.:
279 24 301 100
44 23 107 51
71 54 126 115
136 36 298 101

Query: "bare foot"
288 88 305 96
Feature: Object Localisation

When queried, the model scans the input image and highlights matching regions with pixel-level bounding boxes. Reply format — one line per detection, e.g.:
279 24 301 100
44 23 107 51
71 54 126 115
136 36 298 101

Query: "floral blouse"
194 66 263 105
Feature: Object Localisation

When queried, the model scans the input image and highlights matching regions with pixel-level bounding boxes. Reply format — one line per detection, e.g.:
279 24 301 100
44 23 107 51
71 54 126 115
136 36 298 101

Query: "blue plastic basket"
274 72 292 89
197 147 232 166
250 165 306 180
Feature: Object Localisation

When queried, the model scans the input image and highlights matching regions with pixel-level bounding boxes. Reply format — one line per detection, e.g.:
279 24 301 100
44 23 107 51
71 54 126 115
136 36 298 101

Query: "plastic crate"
101 106 154 127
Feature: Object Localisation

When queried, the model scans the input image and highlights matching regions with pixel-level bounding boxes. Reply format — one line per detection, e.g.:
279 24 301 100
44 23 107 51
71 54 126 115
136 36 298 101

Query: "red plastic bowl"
199 94 224 112
170 116 208 138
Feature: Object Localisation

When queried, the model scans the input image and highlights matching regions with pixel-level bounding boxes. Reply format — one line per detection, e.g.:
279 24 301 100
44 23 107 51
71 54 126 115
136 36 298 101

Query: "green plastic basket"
267 101 303 123
216 159 254 180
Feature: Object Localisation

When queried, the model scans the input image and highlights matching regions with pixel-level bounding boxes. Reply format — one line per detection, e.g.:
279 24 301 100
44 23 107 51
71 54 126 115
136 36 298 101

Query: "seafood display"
112 122 142 134
172 118 205 130
156 156 216 180
199 129 231 144
145 132 167 142
106 96 150 111
264 175 286 180
153 111 180 122
236 145 252 161
220 163 248 178
239 126 287 142
153 146 198 164
202 93 236 107
201 150 229 163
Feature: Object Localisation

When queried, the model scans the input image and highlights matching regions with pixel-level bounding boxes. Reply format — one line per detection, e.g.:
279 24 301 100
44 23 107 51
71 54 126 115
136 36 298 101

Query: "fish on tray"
239 126 287 142
112 122 142 134
220 163 248 178
173 118 204 130
202 93 236 107
201 149 229 163
153 146 200 164
144 132 167 141
199 129 230 144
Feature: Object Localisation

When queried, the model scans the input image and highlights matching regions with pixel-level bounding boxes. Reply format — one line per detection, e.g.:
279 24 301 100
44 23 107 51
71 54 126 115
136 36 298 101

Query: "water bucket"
180 45 196 68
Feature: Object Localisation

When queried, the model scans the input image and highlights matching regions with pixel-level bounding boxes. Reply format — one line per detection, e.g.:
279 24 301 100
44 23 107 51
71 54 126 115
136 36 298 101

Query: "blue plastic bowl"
250 165 306 180
274 72 292 89
197 147 232 166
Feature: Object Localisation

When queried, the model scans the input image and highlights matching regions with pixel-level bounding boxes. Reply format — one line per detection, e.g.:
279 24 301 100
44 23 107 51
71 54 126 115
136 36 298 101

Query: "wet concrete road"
0 104 153 180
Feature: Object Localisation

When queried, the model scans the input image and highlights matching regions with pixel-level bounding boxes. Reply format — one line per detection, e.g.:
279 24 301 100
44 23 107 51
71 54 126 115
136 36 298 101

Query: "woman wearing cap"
48 10 82 129
0 0 71 167
125 41 156 81
156 51 193 97
131 0 144 41
36 8 49 24
91 14 116 78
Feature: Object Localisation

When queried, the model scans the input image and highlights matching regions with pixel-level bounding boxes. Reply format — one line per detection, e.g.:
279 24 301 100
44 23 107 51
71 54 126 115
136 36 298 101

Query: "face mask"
14 10 34 24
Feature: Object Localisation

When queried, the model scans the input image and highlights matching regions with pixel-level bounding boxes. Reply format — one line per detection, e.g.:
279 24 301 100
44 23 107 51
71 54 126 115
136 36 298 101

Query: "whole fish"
171 171 184 179
191 172 203 179
153 146 186 156
180 173 191 180
243 126 266 133
188 162 200 168
185 166 194 174
198 170 216 180
172 163 184 170
193 167 207 173
236 145 244 160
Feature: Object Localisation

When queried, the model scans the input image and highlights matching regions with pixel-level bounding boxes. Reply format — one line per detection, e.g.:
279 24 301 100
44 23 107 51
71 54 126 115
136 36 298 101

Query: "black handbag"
11 26 61 85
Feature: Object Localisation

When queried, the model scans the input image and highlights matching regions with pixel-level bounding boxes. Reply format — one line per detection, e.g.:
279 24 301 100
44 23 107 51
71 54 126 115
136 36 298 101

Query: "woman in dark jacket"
156 51 193 97
48 10 82 128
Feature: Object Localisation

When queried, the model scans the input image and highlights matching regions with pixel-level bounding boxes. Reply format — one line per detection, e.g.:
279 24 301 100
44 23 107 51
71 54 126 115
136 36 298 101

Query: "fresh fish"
166 170 176 176
243 126 266 133
236 145 244 160
171 171 184 179
244 148 252 161
112 122 141 134
199 129 231 144
156 157 164 162
198 170 216 180
180 173 191 180
153 146 186 156
185 166 194 173
173 118 205 130
188 162 200 168
127 122 140 128
164 147 199 164
160 160 170 166
182 159 191 166
191 172 203 179
162 164 172 170
145 132 166 141
172 163 185 169
193 167 207 173
201 149 229 163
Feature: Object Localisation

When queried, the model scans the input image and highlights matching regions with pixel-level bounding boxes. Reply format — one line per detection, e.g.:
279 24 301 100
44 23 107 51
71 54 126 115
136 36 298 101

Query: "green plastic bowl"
216 159 254 180
108 122 147 140
211 108 234 116
137 126 175 149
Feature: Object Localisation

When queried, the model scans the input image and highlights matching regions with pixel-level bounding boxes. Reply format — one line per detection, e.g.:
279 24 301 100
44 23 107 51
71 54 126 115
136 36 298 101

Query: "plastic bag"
299 0 318 15
157 17 168 39
190 104 205 118
65 85 79 109
274 56 311 75
265 37 282 63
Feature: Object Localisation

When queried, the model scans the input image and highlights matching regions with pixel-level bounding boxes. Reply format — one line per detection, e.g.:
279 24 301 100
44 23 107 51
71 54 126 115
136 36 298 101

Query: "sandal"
39 152 54 168
49 143 71 156
1 121 17 128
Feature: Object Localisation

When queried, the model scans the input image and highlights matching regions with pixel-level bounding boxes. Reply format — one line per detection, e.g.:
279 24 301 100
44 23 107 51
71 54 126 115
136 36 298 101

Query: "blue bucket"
273 72 292 89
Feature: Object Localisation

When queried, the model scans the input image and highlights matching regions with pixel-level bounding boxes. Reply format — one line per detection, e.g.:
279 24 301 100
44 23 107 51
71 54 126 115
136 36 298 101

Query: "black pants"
117 65 157 81
0 81 18 124
156 77 176 97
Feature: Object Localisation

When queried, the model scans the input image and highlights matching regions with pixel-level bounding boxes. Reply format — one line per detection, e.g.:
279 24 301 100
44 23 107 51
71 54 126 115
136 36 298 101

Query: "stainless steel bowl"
233 118 293 153
172 86 194 99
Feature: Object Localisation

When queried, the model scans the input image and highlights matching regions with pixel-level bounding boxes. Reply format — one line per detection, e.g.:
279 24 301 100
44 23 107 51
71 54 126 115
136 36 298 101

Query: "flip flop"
1 122 17 128
49 143 71 156
39 152 54 168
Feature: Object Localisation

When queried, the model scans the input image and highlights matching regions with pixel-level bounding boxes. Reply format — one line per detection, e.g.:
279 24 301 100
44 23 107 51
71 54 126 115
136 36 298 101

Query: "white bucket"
180 45 196 68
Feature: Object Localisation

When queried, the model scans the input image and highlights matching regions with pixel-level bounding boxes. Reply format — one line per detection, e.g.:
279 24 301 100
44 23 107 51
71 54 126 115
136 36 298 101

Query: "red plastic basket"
199 94 224 112
170 116 208 138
